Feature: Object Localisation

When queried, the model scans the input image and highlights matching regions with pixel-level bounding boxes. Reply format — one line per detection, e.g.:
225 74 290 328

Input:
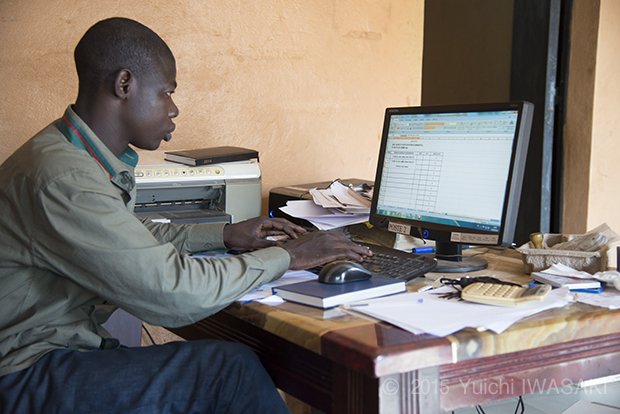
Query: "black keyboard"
311 243 437 282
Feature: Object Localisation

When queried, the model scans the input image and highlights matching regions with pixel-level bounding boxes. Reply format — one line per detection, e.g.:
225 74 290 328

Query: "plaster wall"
587 0 620 234
0 1 423 210
563 0 620 238
562 0 599 233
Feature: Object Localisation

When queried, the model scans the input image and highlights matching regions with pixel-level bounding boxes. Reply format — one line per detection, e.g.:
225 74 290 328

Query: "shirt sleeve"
140 219 228 254
33 169 290 327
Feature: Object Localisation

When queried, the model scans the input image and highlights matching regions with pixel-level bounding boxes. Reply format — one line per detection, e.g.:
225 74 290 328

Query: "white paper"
280 199 337 218
575 289 620 309
256 295 285 306
305 181 371 216
308 189 343 209
328 181 371 208
280 200 369 230
347 286 573 337
237 270 317 303
541 263 593 279
306 215 370 230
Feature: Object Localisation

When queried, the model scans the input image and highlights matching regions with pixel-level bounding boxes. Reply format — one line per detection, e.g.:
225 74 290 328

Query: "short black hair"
74 17 174 87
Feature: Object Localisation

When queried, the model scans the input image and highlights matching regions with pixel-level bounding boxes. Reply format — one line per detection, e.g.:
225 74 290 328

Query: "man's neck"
73 100 127 157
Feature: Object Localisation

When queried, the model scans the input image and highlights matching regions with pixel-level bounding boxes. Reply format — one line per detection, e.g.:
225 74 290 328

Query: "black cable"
475 405 487 414
142 324 157 345
514 396 525 414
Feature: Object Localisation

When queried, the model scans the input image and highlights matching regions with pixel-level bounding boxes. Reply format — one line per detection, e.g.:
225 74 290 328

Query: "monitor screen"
369 101 534 272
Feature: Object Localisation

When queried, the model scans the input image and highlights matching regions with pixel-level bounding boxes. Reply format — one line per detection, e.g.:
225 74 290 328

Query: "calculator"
461 282 551 307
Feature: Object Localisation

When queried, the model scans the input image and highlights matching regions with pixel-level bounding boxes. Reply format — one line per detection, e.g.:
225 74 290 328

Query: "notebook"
164 146 258 166
272 275 406 309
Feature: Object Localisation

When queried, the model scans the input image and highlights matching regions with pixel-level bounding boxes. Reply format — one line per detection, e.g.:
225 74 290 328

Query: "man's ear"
113 69 133 99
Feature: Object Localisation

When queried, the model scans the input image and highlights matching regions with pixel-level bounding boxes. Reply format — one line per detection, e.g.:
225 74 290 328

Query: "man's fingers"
281 229 374 269
325 244 372 263
260 218 306 239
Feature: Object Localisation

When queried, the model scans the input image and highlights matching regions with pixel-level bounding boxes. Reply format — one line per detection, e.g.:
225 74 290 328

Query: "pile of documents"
345 286 573 336
532 263 620 309
279 181 372 230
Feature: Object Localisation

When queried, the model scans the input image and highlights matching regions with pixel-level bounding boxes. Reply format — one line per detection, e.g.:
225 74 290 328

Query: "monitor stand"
433 242 487 273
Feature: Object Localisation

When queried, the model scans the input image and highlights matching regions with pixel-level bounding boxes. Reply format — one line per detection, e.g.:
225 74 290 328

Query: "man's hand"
223 216 307 250
280 230 372 270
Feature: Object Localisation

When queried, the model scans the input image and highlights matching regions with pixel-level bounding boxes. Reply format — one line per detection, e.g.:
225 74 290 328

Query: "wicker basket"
517 233 608 274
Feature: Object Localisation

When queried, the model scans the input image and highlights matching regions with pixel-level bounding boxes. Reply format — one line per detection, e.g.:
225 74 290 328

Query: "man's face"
122 58 179 151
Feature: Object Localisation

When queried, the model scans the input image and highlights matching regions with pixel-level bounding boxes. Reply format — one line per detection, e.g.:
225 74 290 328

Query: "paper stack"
279 181 371 230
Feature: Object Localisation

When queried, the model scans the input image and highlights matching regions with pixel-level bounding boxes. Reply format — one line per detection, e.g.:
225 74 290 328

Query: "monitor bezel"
369 101 534 249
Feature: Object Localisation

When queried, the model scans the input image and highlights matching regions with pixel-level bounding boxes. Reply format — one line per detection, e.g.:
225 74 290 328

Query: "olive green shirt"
0 106 290 376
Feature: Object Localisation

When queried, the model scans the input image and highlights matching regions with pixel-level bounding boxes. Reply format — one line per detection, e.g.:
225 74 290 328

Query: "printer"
134 151 261 224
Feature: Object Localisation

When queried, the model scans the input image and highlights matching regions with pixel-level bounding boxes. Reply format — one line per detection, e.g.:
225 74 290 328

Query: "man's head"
74 17 178 154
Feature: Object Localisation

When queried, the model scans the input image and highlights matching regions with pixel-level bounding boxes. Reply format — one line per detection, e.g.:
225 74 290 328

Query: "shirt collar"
55 106 139 193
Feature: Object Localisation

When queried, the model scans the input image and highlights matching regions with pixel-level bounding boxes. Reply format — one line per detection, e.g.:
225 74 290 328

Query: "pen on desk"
346 303 369 307
412 246 471 254
412 246 434 254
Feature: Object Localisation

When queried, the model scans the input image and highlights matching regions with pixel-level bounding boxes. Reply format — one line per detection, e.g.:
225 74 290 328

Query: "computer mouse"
318 261 372 284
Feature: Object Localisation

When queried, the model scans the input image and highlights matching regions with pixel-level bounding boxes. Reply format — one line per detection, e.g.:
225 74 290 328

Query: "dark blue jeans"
0 339 290 413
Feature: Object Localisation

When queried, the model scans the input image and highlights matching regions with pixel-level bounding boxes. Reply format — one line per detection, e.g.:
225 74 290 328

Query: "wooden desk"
170 250 620 413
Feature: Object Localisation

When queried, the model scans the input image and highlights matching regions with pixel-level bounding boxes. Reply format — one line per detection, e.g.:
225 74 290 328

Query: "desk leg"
379 368 441 413
332 365 441 414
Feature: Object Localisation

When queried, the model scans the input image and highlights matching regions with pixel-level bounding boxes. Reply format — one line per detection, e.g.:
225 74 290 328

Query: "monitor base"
434 256 488 273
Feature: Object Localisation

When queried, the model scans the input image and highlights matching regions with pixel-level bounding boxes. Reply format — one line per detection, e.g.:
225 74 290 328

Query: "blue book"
531 272 602 291
272 276 406 309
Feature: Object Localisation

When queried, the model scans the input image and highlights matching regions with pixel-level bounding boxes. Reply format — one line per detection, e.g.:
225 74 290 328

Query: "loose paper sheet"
346 286 573 337
280 200 369 230
237 270 317 303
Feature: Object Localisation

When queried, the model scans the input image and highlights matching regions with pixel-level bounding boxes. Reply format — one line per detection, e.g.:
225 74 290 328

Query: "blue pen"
412 245 471 254
412 246 434 254
570 286 605 294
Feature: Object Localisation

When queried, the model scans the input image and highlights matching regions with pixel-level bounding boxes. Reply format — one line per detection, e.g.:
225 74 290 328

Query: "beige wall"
563 0 620 238
588 0 620 233
0 1 424 210
562 0 620 266
562 0 599 233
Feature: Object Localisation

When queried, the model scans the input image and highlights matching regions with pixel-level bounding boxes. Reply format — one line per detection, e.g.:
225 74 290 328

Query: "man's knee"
191 341 287 412
197 340 264 376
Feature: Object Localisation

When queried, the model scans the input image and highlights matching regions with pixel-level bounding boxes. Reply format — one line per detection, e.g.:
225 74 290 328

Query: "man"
0 17 370 412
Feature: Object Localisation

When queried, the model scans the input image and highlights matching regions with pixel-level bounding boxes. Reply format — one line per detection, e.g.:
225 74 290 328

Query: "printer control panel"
135 165 225 182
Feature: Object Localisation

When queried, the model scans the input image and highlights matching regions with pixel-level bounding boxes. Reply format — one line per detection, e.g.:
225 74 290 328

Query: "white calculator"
461 282 551 307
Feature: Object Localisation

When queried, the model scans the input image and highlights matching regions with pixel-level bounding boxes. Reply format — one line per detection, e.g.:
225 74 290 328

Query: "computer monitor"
369 101 534 273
